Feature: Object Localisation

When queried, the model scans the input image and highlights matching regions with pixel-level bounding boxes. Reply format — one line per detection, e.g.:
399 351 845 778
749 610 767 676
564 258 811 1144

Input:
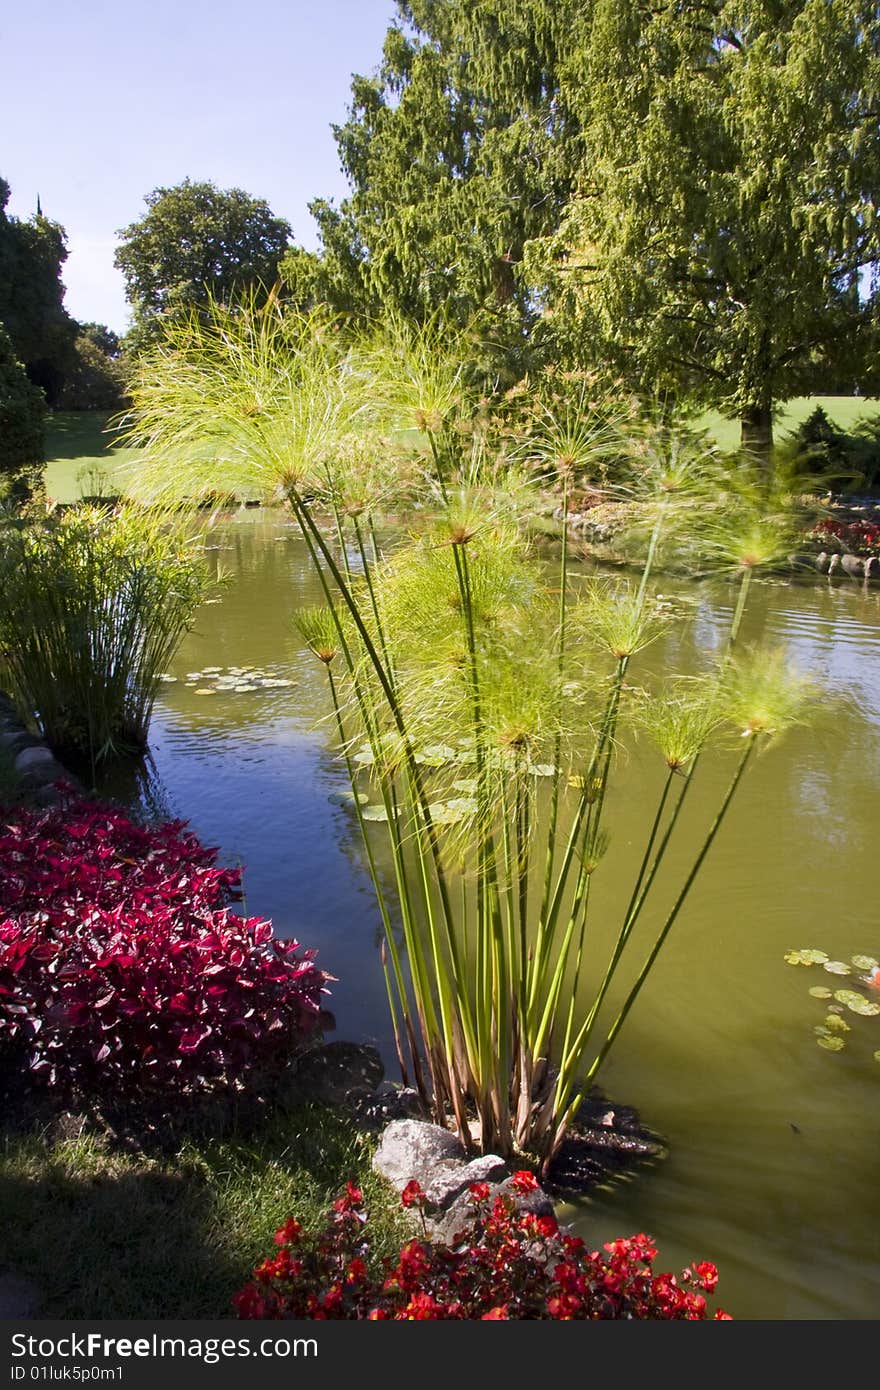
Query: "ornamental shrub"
233 1177 730 1320
0 797 326 1099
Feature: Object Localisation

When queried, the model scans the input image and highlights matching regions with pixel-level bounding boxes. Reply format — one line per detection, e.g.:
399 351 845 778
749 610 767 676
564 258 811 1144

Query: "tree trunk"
741 404 773 463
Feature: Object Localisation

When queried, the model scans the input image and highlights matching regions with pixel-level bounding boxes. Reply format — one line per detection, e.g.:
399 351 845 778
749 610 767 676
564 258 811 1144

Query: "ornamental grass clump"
0 504 213 763
123 299 815 1170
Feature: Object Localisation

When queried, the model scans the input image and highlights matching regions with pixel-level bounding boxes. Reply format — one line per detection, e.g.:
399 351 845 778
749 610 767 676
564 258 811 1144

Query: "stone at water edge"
372 1118 466 1191
372 1117 557 1241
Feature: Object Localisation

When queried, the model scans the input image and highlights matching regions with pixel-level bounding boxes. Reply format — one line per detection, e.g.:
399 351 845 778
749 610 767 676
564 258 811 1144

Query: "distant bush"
778 406 880 490
233 1177 730 1320
58 325 128 411
0 798 326 1100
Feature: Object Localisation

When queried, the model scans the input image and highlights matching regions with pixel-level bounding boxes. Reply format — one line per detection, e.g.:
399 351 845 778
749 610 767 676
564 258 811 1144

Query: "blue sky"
0 0 398 332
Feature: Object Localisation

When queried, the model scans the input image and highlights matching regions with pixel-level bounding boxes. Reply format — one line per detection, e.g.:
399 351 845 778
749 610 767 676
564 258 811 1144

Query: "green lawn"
697 395 880 454
43 400 880 505
0 1100 407 1319
43 411 143 504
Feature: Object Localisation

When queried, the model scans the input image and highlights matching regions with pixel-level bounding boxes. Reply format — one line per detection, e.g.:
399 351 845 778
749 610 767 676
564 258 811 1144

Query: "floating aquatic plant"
785 949 880 1059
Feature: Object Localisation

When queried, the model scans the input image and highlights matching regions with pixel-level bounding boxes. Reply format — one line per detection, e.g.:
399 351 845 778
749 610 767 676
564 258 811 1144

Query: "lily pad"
822 960 851 975
852 954 879 972
874 1051 880 1063
808 986 833 999
529 764 556 778
193 688 216 696
361 804 389 822
816 1034 845 1052
328 790 369 807
452 778 478 795
785 949 829 966
353 748 375 766
833 989 880 1016
156 674 177 683
823 1014 851 1033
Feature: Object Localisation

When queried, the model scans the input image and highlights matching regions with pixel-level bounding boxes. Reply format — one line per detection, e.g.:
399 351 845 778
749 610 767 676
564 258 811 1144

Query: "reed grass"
0 504 213 766
123 300 815 1168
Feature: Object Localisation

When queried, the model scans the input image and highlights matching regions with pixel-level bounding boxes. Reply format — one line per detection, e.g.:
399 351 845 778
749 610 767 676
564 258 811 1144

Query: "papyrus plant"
0 504 213 765
124 302 813 1169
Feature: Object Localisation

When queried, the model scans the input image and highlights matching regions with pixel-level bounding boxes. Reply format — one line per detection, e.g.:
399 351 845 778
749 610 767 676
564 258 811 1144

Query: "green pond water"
103 510 880 1320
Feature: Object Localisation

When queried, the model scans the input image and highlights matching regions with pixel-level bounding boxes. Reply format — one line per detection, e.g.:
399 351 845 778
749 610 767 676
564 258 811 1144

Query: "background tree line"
3 0 880 486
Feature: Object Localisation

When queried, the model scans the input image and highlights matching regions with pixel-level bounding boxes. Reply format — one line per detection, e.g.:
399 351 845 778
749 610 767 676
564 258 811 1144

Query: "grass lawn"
44 401 880 505
697 395 880 454
44 411 143 505
0 1100 407 1319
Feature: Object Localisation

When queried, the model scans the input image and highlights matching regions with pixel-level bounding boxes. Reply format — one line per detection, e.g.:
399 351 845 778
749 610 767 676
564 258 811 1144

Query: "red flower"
481 1306 509 1319
692 1261 719 1293
274 1217 303 1247
468 1182 491 1202
400 1179 426 1209
510 1170 539 1194
333 1182 363 1213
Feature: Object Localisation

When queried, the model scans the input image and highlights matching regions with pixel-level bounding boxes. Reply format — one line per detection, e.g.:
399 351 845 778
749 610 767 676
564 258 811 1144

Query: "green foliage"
0 322 45 504
115 179 293 350
528 0 880 453
0 177 76 405
775 405 880 489
57 323 128 411
125 301 817 1167
0 505 214 762
289 1 579 380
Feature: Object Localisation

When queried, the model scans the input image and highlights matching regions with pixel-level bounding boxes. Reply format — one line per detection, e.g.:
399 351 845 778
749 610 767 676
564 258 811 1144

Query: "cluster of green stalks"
0 505 212 767
122 301 814 1170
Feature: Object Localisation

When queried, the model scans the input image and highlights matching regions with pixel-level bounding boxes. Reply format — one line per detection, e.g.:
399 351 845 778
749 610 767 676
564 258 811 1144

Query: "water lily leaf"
874 1051 880 1063
328 790 369 807
808 986 833 999
202 666 221 674
193 688 216 696
834 990 880 1016
156 674 177 683
816 1034 845 1052
353 748 375 766
785 949 829 966
824 1014 851 1033
529 764 556 778
852 955 879 972
423 744 457 763
361 804 389 822
452 778 478 795
822 960 851 975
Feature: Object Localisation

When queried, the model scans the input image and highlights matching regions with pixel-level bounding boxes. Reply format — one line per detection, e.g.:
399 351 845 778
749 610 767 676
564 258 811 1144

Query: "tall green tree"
290 1 582 379
115 179 293 349
529 0 880 454
0 178 76 406
0 322 45 502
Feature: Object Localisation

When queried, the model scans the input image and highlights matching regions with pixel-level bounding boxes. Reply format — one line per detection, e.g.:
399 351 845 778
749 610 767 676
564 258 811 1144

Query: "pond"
102 509 880 1321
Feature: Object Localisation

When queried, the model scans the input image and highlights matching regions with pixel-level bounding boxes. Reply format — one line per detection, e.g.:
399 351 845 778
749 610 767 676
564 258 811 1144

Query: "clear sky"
0 0 399 332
